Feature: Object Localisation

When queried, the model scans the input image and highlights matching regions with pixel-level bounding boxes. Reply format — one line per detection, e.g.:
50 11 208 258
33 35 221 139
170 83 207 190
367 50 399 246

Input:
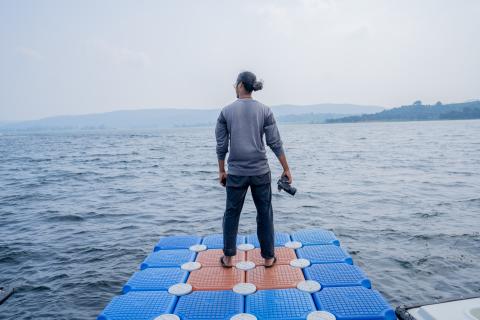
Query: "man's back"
218 70 292 268
215 98 284 176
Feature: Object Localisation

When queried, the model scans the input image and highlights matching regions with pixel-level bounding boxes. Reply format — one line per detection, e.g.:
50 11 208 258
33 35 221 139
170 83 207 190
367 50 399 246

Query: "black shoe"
220 255 233 268
264 256 277 268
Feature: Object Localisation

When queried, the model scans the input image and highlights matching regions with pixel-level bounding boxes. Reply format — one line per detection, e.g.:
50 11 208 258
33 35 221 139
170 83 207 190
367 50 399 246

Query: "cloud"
15 46 44 61
250 0 335 37
88 39 152 68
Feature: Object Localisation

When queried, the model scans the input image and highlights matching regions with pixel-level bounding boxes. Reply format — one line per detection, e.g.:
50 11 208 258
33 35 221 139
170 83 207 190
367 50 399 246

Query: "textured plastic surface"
304 263 371 288
174 290 243 320
246 265 305 290
313 286 396 320
195 249 245 267
246 247 297 266
291 229 340 246
140 249 195 269
123 268 188 293
201 233 246 249
97 291 177 320
296 245 353 265
247 232 291 248
154 235 202 251
246 288 316 320
187 266 245 291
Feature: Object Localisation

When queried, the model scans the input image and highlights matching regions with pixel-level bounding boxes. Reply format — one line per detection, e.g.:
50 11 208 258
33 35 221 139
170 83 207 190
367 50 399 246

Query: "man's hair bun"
253 80 263 91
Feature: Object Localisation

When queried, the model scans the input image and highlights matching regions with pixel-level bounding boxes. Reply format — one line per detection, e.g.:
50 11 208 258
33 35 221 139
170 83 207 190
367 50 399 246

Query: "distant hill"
326 101 480 123
271 103 383 116
276 113 355 124
0 103 383 131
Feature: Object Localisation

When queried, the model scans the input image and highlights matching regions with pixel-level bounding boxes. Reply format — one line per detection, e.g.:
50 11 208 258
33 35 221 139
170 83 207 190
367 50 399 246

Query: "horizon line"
1 102 387 123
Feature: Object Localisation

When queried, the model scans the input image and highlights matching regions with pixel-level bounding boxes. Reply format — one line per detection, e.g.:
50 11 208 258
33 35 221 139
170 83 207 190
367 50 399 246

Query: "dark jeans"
222 171 275 259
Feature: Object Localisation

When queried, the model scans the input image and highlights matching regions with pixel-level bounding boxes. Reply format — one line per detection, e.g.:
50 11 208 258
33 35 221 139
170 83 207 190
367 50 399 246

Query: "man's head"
234 71 263 98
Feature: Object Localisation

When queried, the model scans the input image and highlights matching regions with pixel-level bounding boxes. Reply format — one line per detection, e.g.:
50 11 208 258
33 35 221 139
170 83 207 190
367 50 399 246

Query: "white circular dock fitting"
181 261 201 271
231 313 258 320
154 315 181 320
168 283 192 296
307 311 336 320
284 241 302 249
235 261 256 270
237 243 255 251
297 280 321 293
189 244 207 252
233 283 257 295
290 258 311 268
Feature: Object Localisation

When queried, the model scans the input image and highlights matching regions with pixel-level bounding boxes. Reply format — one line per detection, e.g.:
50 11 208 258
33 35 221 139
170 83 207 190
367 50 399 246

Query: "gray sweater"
215 98 284 176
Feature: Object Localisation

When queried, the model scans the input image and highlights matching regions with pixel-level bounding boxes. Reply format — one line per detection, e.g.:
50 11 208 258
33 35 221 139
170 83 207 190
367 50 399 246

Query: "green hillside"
327 101 480 123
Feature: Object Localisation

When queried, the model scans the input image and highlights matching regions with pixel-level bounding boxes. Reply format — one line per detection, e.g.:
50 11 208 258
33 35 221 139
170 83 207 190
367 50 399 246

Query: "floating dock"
98 228 396 320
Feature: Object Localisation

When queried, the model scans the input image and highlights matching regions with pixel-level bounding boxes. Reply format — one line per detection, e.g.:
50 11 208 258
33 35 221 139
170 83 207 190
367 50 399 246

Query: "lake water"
1 120 479 319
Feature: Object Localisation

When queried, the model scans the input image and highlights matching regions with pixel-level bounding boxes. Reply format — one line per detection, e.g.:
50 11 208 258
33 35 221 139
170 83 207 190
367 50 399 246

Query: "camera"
277 175 297 196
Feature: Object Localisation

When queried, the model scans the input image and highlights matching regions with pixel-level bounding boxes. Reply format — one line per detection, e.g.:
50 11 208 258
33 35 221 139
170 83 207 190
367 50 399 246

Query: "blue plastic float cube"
247 231 291 248
123 267 189 293
303 263 371 288
291 228 340 246
201 233 246 249
97 291 177 320
296 245 353 264
174 290 243 319
154 235 202 251
313 286 396 320
140 249 195 269
246 288 316 320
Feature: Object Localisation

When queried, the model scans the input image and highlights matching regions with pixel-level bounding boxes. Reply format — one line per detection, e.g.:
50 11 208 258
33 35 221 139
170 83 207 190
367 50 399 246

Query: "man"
215 71 292 268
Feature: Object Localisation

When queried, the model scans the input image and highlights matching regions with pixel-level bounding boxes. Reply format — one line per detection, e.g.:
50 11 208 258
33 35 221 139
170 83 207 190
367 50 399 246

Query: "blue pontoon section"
303 263 371 288
313 286 396 320
154 235 202 251
174 290 243 319
200 233 246 249
246 231 291 248
291 228 340 246
296 245 353 264
246 288 316 319
140 249 195 269
97 291 177 320
122 267 189 293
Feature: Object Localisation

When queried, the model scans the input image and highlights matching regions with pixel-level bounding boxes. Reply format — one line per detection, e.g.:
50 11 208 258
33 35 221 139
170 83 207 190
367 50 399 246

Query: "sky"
1 0 479 121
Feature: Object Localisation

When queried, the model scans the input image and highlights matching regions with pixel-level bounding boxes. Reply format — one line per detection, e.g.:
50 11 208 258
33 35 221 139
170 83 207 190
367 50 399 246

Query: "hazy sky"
1 0 479 121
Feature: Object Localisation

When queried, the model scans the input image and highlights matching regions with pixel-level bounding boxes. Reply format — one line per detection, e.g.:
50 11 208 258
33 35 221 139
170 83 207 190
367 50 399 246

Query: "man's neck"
238 94 252 99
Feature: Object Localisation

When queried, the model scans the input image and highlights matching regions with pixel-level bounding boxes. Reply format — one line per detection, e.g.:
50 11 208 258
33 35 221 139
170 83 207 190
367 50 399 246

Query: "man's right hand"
219 171 228 187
